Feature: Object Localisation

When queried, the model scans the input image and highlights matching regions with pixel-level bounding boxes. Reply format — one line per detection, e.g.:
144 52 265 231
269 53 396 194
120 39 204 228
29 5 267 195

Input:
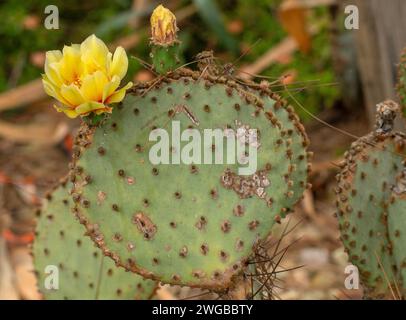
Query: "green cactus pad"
69 70 309 290
387 169 406 299
336 131 406 297
33 180 157 300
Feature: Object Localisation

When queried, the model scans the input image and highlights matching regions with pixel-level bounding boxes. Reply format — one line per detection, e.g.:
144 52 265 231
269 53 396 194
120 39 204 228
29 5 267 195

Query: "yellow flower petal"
80 71 108 102
80 34 109 74
44 51 63 85
53 104 78 118
42 77 58 97
44 61 63 87
42 76 70 105
60 84 85 107
59 45 82 83
110 46 128 80
95 106 112 115
45 50 63 63
105 82 133 104
75 101 107 115
102 75 121 102
106 52 112 74
93 70 109 94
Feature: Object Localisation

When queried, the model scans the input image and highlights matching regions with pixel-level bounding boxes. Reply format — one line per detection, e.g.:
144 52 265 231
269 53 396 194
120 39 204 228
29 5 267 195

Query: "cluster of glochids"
335 98 406 299
33 5 311 300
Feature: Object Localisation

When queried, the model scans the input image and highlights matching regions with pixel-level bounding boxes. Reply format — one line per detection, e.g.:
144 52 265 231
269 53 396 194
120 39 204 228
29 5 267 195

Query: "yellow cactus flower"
150 4 178 46
42 34 133 118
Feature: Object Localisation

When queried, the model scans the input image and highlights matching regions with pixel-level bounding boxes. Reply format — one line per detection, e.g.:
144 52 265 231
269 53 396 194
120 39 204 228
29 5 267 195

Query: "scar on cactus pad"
41 5 310 298
336 100 406 299
33 179 157 300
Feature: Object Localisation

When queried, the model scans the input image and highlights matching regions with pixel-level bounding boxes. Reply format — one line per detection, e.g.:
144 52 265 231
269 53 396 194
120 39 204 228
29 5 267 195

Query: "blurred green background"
0 0 341 120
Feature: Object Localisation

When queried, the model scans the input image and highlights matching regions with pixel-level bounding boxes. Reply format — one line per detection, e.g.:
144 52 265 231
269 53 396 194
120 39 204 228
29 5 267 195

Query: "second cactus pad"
387 168 406 298
33 180 157 300
336 131 406 297
70 71 308 290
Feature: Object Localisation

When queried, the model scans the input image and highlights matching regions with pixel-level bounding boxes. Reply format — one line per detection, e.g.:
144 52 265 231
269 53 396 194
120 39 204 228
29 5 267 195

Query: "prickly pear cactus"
336 101 406 298
387 168 406 298
69 68 309 291
33 179 157 300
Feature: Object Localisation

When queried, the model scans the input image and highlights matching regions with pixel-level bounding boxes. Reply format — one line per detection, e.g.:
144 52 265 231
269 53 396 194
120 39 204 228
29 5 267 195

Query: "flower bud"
150 5 178 46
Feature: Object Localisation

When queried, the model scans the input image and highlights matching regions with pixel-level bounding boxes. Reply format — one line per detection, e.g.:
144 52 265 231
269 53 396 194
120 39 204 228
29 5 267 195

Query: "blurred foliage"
221 0 339 120
0 0 340 121
193 0 238 54
0 0 133 91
